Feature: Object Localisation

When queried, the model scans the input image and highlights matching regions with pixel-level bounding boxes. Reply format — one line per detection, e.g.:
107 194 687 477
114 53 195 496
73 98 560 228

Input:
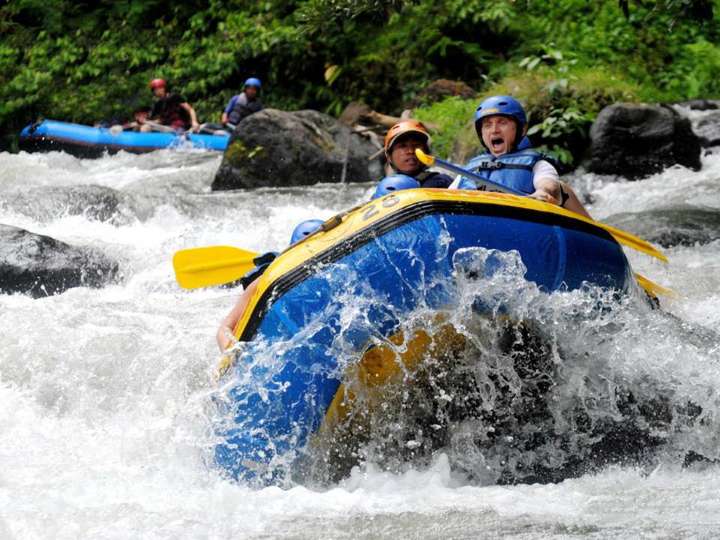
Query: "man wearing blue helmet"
460 95 590 218
371 174 420 199
221 77 264 130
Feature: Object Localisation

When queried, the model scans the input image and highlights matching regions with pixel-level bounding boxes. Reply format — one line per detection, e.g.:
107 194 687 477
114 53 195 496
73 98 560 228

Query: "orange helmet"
384 120 431 155
149 78 167 90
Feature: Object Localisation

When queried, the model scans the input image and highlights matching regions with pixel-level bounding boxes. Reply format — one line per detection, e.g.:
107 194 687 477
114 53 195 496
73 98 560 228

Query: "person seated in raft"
121 106 152 131
371 174 420 199
382 120 455 188
141 78 200 133
222 77 264 130
216 219 324 351
198 78 264 135
457 95 591 218
370 120 474 199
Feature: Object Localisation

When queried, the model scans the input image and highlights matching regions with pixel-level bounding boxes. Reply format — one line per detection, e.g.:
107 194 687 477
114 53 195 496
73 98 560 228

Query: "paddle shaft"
418 151 667 263
430 155 525 196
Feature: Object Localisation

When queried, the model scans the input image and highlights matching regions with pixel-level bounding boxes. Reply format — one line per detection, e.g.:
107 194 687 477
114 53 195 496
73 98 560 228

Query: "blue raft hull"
19 119 229 157
214 192 634 484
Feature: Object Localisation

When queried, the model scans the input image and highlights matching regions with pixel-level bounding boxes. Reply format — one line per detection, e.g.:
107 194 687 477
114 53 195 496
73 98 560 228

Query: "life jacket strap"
475 161 534 171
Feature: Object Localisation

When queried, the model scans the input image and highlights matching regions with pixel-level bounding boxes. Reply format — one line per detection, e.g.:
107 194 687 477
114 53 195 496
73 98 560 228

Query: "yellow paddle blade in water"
635 272 677 299
173 245 259 289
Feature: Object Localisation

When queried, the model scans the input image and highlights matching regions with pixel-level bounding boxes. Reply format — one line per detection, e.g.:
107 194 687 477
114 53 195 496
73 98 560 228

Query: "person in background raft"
198 78 264 135
141 78 200 133
122 106 151 131
222 78 264 130
457 95 591 219
216 219 323 352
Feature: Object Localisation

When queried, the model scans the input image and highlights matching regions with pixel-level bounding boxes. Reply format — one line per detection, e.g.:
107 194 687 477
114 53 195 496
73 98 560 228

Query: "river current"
1 143 719 539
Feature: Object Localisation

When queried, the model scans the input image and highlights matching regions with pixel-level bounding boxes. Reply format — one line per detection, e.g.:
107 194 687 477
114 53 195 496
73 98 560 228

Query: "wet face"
152 86 167 98
245 86 258 99
480 115 519 156
389 134 428 176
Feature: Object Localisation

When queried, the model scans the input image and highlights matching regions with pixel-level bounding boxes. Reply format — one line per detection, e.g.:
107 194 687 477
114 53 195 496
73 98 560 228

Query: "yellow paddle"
173 245 259 290
634 272 677 299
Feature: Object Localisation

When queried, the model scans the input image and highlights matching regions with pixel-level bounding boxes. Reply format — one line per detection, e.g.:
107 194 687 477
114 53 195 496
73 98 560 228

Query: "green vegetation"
2 0 719 165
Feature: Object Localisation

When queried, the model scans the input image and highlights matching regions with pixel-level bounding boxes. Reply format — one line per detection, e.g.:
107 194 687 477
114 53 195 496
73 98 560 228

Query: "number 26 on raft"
363 193 400 221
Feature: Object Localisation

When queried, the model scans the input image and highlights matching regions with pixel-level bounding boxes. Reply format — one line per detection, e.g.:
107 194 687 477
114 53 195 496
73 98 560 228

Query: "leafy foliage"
1 0 719 159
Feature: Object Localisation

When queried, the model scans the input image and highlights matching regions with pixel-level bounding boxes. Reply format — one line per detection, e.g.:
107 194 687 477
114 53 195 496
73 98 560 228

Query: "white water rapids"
1 144 719 539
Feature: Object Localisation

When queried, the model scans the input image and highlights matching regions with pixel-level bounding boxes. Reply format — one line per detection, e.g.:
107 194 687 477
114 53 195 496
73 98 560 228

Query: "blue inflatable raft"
214 189 637 485
19 119 229 157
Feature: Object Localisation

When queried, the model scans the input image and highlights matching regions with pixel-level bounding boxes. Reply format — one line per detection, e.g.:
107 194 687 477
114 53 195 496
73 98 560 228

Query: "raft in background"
214 189 636 485
19 119 229 158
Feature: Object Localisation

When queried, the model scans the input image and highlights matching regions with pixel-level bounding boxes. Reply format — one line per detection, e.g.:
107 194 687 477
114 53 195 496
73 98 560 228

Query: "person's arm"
531 161 592 219
222 96 238 124
532 177 590 219
216 279 259 351
181 102 200 132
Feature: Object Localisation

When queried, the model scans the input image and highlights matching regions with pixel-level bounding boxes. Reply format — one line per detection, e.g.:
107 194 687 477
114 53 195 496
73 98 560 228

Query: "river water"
1 143 719 539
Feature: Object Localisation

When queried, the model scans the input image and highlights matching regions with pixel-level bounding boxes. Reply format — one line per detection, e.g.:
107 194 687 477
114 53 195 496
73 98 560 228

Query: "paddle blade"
173 245 259 289
415 148 435 166
635 272 677 299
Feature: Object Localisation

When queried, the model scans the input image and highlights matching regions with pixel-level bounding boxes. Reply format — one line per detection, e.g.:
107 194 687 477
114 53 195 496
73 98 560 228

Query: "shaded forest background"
2 0 719 164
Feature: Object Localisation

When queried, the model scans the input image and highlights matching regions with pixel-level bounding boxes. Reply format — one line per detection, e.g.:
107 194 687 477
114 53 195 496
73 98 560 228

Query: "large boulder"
606 206 720 248
589 103 701 179
212 109 383 190
0 224 118 297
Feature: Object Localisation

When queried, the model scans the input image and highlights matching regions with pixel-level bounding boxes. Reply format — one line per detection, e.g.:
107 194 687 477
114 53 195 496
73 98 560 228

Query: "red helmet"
149 78 167 90
384 120 431 155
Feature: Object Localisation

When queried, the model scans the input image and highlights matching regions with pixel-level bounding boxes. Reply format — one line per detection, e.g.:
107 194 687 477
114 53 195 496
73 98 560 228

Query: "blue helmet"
371 174 420 200
244 77 262 89
290 219 323 245
474 95 527 143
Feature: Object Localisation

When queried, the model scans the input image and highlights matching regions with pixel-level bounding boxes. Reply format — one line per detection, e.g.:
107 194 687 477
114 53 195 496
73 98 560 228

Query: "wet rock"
4 185 132 223
691 110 720 147
589 103 701 179
0 224 119 297
212 109 383 190
606 205 720 247
677 99 720 111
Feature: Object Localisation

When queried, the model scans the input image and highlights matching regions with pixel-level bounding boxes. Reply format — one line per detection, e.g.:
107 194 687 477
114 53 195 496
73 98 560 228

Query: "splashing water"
1 148 719 538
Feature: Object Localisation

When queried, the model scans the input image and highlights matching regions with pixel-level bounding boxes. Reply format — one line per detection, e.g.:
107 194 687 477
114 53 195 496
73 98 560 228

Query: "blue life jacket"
465 146 546 195
416 170 454 188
